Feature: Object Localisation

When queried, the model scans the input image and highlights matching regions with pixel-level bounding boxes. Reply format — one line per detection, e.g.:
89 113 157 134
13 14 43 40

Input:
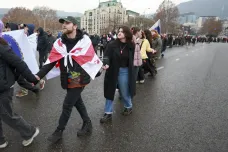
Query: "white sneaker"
136 81 139 84
0 141 8 149
22 128 39 147
139 80 145 84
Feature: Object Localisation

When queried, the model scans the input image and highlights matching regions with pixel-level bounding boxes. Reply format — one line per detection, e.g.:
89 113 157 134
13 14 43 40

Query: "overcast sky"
1 0 190 14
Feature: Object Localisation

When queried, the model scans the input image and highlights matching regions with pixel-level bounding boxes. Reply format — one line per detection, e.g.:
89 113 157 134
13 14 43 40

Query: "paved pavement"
2 43 228 152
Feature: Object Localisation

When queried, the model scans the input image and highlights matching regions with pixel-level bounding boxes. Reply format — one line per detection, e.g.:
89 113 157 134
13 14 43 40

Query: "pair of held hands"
35 75 40 81
152 49 157 54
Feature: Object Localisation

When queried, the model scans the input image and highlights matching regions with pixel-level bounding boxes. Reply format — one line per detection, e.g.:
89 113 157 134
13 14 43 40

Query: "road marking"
186 54 189 56
157 66 164 71
176 58 180 61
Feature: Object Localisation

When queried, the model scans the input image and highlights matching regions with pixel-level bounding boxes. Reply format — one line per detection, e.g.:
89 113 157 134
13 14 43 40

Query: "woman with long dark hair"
100 26 136 123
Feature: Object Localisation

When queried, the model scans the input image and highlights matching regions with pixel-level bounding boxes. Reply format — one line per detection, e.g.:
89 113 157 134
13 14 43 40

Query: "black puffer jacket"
0 42 38 92
36 29 91 89
47 34 56 53
37 27 48 52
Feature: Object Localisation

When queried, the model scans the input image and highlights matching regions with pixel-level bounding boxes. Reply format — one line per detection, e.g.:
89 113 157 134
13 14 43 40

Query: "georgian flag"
45 35 103 80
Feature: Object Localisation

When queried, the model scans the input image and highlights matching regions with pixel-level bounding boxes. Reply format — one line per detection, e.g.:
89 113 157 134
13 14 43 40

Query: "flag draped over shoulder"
46 34 103 80
2 30 39 74
149 19 161 34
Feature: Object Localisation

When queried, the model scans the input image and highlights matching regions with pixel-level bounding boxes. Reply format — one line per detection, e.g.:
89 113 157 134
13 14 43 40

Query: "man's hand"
102 64 109 70
35 75 40 81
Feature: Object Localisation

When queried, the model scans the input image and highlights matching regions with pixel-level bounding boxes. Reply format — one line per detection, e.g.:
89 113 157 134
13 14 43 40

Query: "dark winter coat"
37 27 48 53
27 24 35 36
100 37 108 48
103 40 136 100
90 35 100 46
162 37 168 52
36 29 91 89
152 37 162 57
47 34 56 53
0 43 37 92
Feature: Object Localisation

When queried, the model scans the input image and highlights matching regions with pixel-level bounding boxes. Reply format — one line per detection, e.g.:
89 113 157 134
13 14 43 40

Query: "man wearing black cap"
35 16 92 143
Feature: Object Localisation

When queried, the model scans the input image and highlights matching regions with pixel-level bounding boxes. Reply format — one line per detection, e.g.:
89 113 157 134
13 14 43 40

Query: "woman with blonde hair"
137 31 156 83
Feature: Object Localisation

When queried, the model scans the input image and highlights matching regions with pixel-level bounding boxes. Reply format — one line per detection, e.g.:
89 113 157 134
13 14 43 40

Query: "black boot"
122 108 133 116
100 114 112 123
77 120 92 137
47 129 63 143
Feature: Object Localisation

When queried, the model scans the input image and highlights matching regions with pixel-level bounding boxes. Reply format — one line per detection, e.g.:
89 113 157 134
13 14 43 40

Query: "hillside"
57 10 82 17
178 0 228 18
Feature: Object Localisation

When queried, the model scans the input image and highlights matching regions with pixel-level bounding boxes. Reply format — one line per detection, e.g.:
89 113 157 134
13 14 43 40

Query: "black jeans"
0 88 36 141
137 65 145 81
17 75 39 93
39 51 48 69
100 46 105 56
57 87 90 131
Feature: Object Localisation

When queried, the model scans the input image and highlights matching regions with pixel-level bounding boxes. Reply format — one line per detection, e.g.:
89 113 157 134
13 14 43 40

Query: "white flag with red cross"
45 35 103 80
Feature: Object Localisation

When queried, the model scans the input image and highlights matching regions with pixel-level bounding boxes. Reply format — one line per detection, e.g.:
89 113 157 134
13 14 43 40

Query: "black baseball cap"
59 16 77 25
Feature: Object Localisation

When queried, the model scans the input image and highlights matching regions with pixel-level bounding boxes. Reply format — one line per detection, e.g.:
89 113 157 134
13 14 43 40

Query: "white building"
81 0 129 35
196 16 220 29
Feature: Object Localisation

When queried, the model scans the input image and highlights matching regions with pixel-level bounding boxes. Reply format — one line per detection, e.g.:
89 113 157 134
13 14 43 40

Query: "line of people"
0 16 163 149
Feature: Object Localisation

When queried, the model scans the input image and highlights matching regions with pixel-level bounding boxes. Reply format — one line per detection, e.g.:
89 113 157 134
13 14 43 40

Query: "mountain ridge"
178 0 228 18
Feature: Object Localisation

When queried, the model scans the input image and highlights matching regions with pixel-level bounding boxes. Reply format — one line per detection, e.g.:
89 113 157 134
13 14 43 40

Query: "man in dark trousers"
37 27 49 69
36 16 92 143
0 20 40 148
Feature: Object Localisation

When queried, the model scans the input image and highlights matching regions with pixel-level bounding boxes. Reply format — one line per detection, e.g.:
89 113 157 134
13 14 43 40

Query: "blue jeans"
105 68 132 114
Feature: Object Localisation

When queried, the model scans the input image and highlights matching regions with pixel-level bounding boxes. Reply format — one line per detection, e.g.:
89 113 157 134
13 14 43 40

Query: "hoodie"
26 24 35 36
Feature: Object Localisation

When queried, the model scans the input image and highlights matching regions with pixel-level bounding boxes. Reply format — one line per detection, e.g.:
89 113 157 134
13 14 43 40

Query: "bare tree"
2 6 61 34
33 6 61 32
126 16 154 30
105 13 124 33
2 7 39 26
200 18 223 36
154 0 179 33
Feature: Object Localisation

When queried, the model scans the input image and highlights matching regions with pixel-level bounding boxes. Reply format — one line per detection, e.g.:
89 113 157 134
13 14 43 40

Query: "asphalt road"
1 43 228 152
